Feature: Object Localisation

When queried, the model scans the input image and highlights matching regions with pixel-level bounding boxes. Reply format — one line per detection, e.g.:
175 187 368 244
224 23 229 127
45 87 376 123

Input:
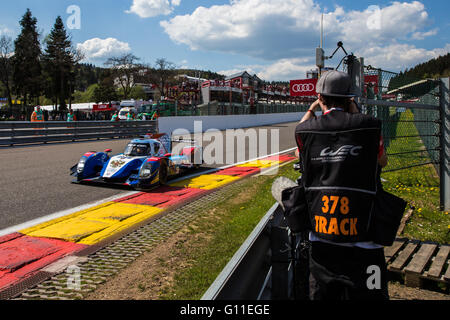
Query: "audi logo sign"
292 83 315 93
290 79 318 97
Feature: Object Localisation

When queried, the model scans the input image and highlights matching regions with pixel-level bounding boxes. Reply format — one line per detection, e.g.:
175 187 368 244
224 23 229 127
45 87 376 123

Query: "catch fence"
338 56 449 210
361 66 442 175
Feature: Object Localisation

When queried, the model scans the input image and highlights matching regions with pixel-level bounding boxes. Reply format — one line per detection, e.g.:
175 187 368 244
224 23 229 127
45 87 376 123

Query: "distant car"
118 107 137 120
70 133 203 189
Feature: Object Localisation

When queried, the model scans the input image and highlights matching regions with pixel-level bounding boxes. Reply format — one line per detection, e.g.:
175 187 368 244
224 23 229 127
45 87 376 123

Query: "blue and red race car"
70 133 203 189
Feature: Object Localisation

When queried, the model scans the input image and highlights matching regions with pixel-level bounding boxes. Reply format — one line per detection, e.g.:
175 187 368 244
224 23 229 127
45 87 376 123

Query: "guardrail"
0 120 158 146
195 102 310 116
202 203 308 301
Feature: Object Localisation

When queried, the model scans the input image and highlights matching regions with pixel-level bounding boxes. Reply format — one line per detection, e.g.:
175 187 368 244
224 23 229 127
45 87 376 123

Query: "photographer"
295 70 389 300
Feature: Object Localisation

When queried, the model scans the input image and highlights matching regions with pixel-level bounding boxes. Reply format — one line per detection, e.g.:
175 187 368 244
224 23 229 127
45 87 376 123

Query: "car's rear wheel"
159 161 168 185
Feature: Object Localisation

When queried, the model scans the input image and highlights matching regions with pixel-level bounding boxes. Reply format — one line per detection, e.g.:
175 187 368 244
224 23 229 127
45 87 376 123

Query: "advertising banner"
290 79 318 97
364 75 379 95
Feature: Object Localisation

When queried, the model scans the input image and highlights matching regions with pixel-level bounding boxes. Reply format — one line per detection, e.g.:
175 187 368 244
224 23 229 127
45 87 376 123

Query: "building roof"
225 71 252 80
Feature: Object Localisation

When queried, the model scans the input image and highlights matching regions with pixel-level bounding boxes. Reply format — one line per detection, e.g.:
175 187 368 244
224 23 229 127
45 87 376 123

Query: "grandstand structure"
200 71 316 107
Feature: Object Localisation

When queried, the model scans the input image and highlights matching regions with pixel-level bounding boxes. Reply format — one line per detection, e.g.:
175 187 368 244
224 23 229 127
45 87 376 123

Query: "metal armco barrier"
0 120 158 146
202 203 306 301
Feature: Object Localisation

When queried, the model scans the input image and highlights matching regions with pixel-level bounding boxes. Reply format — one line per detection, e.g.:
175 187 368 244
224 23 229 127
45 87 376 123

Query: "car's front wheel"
159 161 168 185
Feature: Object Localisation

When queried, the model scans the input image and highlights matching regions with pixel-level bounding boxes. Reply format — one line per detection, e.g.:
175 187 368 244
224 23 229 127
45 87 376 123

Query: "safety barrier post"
440 77 450 211
271 223 294 300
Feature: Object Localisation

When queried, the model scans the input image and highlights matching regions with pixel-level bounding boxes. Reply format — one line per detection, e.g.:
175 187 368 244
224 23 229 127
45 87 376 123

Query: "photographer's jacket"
296 110 382 243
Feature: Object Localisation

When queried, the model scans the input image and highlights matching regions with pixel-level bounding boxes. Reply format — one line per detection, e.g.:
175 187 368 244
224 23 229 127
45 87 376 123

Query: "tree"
12 9 42 111
105 53 141 100
93 70 118 104
0 36 14 112
153 58 176 97
42 16 83 111
129 86 147 100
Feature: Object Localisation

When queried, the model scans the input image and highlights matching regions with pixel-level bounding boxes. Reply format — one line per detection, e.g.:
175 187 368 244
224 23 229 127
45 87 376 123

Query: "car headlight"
139 163 153 178
77 158 86 173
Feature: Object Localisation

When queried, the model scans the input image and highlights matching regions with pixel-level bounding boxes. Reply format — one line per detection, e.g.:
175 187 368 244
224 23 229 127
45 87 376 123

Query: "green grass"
158 162 300 300
381 110 450 243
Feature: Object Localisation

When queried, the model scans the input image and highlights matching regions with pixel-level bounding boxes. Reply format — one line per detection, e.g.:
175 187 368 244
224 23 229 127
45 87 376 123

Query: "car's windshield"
124 143 150 157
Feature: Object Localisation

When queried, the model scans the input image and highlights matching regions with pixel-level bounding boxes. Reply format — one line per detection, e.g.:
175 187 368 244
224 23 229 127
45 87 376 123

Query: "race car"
70 133 203 189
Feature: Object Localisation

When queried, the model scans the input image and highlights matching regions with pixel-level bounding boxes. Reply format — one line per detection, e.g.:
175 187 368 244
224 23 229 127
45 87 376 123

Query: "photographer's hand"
299 99 321 124
349 99 360 114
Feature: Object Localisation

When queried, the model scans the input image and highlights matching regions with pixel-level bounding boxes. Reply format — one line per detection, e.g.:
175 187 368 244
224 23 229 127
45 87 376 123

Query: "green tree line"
0 9 83 116
0 8 226 118
388 53 450 91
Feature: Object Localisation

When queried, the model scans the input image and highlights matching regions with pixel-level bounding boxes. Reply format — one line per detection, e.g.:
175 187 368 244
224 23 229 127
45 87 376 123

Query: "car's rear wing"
140 133 199 155
171 136 198 145
141 133 172 154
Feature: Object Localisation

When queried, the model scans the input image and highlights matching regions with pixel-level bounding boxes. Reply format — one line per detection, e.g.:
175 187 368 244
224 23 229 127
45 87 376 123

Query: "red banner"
364 75 379 95
290 79 318 97
93 104 115 112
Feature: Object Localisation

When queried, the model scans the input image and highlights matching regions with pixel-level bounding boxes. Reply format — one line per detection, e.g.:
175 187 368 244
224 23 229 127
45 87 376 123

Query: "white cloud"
219 58 315 82
77 38 131 62
126 0 181 18
256 59 314 81
161 0 435 60
412 28 439 40
161 0 324 60
160 0 449 79
360 43 450 71
337 1 430 47
0 25 14 36
180 59 188 68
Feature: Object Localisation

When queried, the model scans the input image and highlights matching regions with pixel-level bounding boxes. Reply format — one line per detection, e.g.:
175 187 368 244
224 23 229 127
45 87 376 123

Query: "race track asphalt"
0 121 300 230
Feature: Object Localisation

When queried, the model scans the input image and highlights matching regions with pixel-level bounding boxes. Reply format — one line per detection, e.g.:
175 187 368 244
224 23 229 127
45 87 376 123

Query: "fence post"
348 56 364 105
440 77 450 211
10 122 15 146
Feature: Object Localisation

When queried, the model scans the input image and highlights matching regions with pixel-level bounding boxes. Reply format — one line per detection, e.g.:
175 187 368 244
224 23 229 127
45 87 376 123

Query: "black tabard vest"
295 111 381 243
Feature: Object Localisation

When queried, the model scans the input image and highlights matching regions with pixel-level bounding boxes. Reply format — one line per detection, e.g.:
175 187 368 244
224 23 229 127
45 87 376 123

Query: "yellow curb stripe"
79 205 162 245
170 174 241 190
20 202 114 235
236 160 282 168
21 203 162 245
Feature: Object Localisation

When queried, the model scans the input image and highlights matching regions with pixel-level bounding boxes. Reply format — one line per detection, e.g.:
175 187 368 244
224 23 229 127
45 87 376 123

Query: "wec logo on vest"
313 145 363 163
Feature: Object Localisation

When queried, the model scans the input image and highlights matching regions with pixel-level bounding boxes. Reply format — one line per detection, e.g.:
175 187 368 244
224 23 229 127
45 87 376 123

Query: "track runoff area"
0 122 298 295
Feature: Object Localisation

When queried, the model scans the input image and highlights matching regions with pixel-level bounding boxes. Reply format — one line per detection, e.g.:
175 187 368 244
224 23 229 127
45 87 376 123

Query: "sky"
0 0 449 81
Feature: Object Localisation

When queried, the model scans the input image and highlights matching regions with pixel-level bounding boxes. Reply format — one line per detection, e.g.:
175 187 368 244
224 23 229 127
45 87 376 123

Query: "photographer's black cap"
316 70 357 98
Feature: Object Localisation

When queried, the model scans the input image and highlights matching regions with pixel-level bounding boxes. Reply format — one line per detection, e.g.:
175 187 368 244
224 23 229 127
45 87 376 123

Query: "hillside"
388 53 449 91
401 53 450 79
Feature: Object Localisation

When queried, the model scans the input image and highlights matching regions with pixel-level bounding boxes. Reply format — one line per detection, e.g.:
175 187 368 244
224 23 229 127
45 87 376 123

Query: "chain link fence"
360 66 441 178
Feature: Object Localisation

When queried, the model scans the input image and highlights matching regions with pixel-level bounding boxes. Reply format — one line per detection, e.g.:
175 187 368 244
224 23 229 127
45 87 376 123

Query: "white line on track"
0 147 297 237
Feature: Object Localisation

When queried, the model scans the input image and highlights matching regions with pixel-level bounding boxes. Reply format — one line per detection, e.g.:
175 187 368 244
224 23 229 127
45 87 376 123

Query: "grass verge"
381 109 450 243
158 162 300 300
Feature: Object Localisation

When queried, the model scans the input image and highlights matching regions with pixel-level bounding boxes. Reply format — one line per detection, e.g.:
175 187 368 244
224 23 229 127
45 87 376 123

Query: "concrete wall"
158 112 304 134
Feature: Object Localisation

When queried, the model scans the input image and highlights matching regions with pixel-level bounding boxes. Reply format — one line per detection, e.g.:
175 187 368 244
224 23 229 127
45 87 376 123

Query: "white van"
118 107 137 120
119 100 142 120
